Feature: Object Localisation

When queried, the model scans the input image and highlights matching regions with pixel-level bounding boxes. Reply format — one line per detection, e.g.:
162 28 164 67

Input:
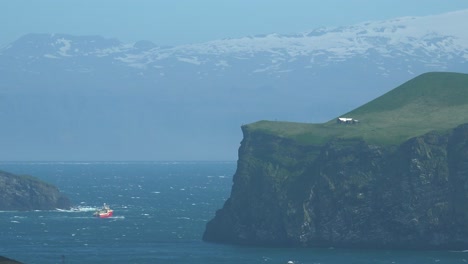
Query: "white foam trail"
109 216 125 220
56 206 98 212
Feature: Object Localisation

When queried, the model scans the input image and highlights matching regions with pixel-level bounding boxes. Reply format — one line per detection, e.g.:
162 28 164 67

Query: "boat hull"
95 210 113 218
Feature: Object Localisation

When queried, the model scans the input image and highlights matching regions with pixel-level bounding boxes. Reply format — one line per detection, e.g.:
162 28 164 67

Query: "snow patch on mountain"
86 43 132 58
177 56 202 65
55 38 72 57
115 53 149 69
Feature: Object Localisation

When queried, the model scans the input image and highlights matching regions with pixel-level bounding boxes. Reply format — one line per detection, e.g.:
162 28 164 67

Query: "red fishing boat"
93 203 113 218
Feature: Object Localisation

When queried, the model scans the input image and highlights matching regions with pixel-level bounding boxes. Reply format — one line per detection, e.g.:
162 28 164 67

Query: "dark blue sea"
1 162 468 264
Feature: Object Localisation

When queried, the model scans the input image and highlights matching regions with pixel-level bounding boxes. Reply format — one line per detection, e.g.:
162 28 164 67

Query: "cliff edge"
0 170 70 211
203 72 468 249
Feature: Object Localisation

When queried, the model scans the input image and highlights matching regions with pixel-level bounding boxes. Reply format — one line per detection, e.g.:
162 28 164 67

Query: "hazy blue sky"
2 0 468 47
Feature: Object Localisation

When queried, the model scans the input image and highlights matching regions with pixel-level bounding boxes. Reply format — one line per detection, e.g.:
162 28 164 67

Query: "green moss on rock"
204 123 468 249
203 72 468 249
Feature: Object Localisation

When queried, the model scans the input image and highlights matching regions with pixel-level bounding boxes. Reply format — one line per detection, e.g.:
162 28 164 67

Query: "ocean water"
1 162 468 264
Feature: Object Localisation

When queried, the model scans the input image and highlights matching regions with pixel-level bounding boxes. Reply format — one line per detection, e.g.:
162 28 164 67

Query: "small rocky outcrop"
0 170 70 211
203 123 468 249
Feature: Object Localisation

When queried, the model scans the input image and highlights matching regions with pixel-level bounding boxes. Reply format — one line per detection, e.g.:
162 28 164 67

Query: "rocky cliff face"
0 171 70 211
203 123 468 249
0 256 23 264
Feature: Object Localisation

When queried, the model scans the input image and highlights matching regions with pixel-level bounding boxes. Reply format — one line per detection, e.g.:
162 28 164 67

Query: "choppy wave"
0 161 236 166
1 161 242 263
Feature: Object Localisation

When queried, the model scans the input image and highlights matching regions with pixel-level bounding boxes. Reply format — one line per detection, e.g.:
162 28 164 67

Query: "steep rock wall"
0 170 70 211
203 123 468 249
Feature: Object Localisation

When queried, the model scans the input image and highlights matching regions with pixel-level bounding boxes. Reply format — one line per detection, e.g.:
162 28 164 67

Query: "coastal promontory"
0 170 70 211
203 72 468 249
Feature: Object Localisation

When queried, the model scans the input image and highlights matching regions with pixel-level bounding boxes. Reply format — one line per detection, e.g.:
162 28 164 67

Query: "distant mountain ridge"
2 9 467 71
0 10 467 160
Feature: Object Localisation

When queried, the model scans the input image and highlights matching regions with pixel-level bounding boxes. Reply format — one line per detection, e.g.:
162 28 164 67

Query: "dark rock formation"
203 123 468 249
0 170 70 211
0 256 23 264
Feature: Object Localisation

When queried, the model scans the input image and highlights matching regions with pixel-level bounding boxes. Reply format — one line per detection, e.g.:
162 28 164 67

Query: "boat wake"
109 216 125 219
56 206 98 213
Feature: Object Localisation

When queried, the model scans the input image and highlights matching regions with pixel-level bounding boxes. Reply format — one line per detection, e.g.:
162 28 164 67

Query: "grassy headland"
246 72 468 146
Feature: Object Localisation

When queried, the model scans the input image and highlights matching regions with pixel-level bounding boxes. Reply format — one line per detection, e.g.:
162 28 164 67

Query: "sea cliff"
203 72 468 249
203 123 468 249
0 170 70 211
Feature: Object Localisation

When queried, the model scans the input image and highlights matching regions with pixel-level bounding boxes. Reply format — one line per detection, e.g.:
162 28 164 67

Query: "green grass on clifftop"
246 72 468 146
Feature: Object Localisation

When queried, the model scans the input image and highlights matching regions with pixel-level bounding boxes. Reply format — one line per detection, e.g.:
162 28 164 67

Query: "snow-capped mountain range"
0 10 467 161
3 9 467 70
